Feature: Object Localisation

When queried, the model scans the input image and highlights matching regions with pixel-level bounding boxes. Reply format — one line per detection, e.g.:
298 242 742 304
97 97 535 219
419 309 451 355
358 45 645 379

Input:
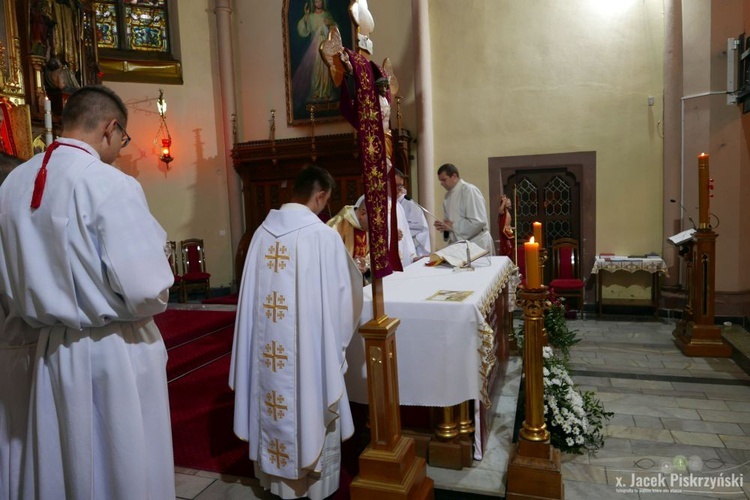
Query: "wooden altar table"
345 256 516 461
591 256 669 317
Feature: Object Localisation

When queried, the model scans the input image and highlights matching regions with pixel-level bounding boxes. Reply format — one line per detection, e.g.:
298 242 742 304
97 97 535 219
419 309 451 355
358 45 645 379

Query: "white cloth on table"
230 203 362 499
0 137 175 500
345 256 513 459
443 179 494 256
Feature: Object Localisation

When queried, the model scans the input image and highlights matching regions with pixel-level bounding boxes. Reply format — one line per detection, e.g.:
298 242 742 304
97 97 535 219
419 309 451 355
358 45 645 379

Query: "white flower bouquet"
541 346 612 454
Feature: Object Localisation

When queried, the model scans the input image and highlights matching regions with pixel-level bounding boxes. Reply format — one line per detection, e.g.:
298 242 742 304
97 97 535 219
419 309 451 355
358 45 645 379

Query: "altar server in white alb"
230 165 363 500
394 168 431 258
0 85 175 500
434 162 495 255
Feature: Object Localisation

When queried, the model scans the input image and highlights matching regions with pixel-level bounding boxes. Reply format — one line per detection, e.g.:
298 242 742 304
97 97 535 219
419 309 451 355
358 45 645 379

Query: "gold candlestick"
517 285 550 443
506 284 563 499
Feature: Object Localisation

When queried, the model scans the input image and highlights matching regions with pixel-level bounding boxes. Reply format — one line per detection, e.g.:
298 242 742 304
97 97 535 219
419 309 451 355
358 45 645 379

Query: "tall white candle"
44 97 53 146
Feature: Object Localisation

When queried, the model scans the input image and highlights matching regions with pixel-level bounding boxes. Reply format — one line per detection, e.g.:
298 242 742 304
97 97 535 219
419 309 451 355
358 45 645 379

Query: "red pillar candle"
698 153 709 229
524 237 541 288
533 222 543 248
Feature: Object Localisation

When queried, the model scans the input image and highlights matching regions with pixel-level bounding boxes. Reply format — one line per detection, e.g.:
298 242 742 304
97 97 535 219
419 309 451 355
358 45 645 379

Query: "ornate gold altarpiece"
1 0 99 160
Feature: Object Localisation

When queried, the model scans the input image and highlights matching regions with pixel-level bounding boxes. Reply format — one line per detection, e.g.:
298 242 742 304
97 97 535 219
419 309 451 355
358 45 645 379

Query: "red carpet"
166 325 234 381
155 309 236 348
168 353 255 476
202 293 239 305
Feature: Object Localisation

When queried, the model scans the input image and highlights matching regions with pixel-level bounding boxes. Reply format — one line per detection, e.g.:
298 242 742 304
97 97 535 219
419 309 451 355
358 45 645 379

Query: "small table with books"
591 255 669 317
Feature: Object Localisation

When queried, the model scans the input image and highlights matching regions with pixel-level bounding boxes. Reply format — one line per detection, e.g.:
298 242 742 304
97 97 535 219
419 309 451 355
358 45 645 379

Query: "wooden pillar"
506 286 564 500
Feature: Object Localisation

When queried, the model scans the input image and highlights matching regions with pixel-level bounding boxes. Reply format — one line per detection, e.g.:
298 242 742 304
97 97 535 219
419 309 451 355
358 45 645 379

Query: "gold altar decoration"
673 153 731 357
0 99 33 160
506 285 564 500
1 0 26 104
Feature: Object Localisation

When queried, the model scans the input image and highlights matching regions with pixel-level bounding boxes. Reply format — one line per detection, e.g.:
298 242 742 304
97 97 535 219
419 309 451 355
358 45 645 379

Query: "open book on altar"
426 240 489 268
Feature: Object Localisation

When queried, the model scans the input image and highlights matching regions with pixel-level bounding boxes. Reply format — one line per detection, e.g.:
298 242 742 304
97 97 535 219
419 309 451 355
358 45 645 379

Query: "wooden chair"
180 238 211 302
549 238 585 315
167 241 182 299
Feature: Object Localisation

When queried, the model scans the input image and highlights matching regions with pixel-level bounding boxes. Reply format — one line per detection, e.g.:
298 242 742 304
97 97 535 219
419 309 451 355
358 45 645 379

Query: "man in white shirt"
434 163 495 255
0 85 175 500
230 165 363 500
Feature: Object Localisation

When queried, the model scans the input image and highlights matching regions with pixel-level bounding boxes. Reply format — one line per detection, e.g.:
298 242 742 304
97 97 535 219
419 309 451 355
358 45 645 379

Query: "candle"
524 237 541 288
533 222 543 248
698 153 709 229
44 97 52 129
44 97 53 147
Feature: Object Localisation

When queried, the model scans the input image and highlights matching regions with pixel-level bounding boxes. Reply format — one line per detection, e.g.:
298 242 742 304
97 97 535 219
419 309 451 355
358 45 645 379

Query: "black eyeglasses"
114 121 131 148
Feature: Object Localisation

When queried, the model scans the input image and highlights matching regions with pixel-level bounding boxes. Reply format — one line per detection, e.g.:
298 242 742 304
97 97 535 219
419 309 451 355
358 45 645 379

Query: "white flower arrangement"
540 346 611 454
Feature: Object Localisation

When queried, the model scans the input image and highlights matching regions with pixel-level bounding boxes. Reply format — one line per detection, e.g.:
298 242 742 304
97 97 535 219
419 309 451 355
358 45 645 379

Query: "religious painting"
282 0 353 126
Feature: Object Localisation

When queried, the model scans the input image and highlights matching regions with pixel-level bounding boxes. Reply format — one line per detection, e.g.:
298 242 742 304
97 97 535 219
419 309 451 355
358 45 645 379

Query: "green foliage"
513 294 580 360
543 296 581 361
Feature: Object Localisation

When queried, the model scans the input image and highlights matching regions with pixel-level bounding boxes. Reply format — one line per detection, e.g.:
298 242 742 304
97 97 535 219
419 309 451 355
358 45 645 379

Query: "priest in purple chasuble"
230 165 363 500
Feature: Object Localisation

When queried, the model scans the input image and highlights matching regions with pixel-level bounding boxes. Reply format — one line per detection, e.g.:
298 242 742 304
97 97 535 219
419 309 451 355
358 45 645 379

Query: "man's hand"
397 229 403 241
434 219 453 232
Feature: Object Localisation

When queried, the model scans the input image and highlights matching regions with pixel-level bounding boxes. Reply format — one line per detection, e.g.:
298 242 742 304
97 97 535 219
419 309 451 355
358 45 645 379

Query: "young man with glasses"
0 85 175 499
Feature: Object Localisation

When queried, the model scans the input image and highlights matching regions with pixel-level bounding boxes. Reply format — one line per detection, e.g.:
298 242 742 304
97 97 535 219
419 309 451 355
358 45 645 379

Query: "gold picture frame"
282 0 353 126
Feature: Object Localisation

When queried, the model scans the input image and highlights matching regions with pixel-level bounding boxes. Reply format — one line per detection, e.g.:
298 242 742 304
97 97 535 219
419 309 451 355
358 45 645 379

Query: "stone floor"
174 312 750 499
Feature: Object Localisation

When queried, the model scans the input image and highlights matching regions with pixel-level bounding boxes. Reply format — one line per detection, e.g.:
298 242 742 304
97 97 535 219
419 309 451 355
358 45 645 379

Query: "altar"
345 256 516 462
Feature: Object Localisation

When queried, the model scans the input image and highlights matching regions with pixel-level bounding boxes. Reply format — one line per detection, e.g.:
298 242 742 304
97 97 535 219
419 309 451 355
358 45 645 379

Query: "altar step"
425 356 523 499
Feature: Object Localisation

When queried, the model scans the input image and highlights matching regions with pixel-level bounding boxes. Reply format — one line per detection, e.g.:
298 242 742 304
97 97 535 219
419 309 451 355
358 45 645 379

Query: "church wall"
681 0 748 296
429 0 664 299
429 0 665 255
106 1 234 289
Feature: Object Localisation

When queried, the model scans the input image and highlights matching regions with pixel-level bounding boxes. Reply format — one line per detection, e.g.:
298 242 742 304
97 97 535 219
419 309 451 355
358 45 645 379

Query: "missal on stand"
426 240 489 268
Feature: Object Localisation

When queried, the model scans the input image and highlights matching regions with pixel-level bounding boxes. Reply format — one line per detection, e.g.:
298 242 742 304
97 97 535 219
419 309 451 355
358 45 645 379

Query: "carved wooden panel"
232 129 412 280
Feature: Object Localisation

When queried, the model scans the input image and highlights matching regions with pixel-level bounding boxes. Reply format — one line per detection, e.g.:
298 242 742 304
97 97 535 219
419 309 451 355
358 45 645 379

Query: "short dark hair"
293 164 335 200
62 85 128 133
437 163 459 177
394 168 405 179
0 152 23 186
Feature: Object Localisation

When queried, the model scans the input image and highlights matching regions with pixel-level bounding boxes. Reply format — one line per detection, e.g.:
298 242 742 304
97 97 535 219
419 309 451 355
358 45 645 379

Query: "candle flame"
529 236 536 244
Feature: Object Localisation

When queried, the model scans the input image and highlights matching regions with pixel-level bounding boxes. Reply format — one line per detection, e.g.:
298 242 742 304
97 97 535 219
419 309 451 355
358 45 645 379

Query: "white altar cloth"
345 256 514 458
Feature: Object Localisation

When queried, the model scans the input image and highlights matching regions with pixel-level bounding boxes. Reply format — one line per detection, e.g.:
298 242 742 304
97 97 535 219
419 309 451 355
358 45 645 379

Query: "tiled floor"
174 312 750 499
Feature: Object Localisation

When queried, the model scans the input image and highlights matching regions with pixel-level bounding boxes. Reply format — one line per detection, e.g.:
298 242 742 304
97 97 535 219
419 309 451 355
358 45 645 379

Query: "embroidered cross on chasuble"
257 237 299 477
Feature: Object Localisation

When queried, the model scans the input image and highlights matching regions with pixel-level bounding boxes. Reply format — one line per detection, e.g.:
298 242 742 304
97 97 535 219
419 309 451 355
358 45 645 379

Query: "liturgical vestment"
443 179 495 256
0 138 175 500
230 203 363 500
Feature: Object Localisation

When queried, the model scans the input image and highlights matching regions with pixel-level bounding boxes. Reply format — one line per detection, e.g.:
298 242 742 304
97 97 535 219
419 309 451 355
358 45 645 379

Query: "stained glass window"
93 0 180 84
94 0 170 54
